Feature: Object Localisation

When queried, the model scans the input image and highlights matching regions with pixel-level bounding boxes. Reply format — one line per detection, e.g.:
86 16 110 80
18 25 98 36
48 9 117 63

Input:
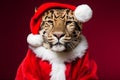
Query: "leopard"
40 9 83 52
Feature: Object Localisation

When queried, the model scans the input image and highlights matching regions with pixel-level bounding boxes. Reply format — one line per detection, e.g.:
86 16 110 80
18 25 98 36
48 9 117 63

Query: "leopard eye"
66 21 72 25
43 31 46 34
47 20 53 24
73 31 76 34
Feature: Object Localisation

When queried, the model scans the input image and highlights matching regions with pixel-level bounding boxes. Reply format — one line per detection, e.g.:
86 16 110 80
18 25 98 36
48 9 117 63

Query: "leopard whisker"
68 43 74 50
70 43 75 49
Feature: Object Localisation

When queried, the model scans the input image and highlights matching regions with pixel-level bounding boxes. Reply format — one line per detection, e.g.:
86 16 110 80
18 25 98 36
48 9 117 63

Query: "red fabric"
16 2 98 80
30 2 76 34
16 49 98 80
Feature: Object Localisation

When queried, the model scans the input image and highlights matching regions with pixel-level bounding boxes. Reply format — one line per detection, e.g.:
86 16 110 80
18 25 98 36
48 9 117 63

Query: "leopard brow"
44 11 54 20
53 12 59 18
66 11 75 20
45 16 53 20
60 10 69 18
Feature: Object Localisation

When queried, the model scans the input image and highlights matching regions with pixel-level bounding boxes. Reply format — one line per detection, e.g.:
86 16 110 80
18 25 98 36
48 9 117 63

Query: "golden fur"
40 9 82 52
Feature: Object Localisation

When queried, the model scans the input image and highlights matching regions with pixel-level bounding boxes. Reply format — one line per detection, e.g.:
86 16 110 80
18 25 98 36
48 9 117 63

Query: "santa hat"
27 2 93 47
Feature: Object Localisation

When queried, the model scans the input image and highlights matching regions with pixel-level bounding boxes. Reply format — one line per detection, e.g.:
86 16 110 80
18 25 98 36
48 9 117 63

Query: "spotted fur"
39 9 82 52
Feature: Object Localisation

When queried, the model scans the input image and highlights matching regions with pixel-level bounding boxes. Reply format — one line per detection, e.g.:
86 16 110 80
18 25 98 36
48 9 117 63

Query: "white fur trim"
50 63 66 80
29 35 88 80
27 33 43 47
74 4 93 23
52 45 66 52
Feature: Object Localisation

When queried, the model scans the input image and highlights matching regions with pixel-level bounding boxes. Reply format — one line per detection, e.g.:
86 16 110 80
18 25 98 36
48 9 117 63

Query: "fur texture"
74 4 93 22
16 3 98 80
29 35 88 80
27 33 43 47
40 9 83 52
27 9 88 80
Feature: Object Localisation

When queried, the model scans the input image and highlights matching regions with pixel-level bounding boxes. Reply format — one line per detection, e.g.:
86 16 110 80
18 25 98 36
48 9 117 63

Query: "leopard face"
40 9 82 52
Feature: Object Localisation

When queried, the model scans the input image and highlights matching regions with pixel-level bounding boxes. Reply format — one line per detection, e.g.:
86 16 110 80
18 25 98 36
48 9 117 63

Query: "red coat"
15 49 98 80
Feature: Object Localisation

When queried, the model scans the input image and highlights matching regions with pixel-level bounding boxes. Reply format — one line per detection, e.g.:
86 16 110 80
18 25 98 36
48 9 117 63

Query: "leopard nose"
53 32 65 39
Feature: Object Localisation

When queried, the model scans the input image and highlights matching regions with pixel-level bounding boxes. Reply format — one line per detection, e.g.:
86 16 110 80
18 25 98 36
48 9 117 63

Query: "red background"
0 0 120 80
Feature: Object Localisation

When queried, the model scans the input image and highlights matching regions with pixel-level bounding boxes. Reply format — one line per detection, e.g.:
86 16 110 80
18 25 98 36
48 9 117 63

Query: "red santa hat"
27 2 93 47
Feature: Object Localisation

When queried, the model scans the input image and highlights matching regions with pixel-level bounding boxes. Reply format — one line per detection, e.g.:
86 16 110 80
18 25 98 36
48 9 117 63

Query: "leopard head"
40 9 82 52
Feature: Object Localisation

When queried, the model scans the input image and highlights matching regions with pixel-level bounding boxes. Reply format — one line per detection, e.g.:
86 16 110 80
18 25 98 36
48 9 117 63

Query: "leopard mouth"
51 42 66 52
54 42 63 45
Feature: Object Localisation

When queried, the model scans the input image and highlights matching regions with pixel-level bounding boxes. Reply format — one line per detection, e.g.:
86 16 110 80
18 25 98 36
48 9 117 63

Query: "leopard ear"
74 4 93 23
35 7 38 13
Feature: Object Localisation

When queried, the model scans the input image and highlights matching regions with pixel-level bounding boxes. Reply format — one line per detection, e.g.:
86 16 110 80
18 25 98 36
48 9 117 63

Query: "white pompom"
27 33 43 47
74 4 93 23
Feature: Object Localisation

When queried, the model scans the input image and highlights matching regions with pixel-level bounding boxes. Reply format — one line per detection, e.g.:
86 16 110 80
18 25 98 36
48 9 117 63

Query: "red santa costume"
15 2 98 80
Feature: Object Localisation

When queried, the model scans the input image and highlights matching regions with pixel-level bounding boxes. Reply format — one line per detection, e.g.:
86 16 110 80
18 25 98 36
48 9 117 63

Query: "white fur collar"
29 35 88 63
29 35 88 80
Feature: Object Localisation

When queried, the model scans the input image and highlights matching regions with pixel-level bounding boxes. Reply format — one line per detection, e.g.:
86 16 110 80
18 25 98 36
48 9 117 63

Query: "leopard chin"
43 42 66 52
51 44 66 52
